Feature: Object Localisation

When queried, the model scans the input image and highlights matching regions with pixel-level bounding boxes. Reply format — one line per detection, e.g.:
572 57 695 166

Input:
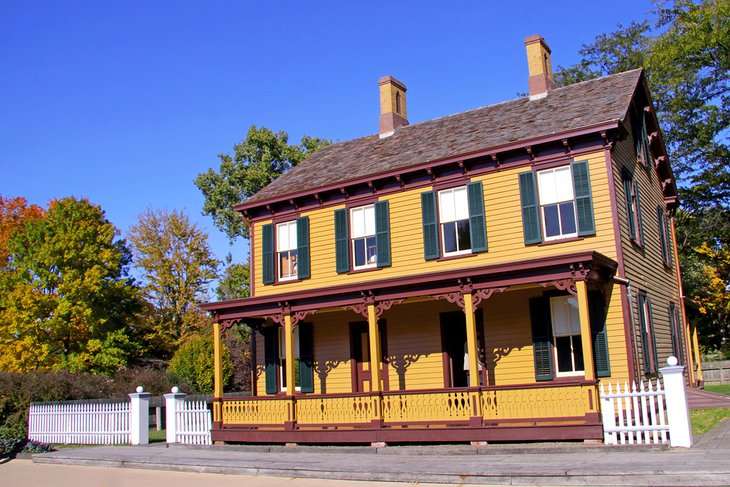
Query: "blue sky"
0 1 654 279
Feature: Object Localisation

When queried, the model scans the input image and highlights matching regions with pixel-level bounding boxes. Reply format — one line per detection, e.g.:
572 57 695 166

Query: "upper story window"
622 170 644 247
657 207 673 267
438 187 471 256
277 221 298 281
420 181 488 260
350 205 377 269
537 167 578 241
261 217 310 285
519 160 595 245
335 201 391 273
550 296 584 376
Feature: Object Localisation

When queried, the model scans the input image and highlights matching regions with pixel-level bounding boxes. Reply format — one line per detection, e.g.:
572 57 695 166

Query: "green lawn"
690 384 730 436
705 384 730 396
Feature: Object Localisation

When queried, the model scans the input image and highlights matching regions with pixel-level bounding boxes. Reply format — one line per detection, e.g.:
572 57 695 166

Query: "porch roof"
202 251 617 324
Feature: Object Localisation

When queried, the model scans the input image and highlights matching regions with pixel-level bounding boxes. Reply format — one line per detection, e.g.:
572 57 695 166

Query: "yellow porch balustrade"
481 383 599 421
382 390 473 423
297 394 379 425
222 397 291 425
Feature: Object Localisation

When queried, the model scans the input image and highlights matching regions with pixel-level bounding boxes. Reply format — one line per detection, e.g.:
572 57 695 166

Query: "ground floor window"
550 296 584 376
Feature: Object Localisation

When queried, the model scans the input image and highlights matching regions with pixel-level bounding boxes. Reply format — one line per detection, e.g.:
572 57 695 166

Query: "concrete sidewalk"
33 419 730 486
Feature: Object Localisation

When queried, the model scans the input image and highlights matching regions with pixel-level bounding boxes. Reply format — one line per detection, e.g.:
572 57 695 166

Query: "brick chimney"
525 34 555 100
379 75 408 138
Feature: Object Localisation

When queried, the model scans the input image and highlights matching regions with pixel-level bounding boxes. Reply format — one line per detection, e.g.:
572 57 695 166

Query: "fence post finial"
164 386 187 444
129 386 152 445
660 356 692 448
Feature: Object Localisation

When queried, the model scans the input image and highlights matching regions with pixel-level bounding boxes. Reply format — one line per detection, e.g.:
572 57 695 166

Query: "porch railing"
219 381 598 429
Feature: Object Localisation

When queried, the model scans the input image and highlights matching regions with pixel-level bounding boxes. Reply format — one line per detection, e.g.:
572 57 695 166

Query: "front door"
350 321 389 392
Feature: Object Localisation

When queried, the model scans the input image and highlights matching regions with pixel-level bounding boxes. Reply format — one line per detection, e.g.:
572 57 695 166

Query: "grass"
149 429 166 443
690 408 730 436
704 384 730 396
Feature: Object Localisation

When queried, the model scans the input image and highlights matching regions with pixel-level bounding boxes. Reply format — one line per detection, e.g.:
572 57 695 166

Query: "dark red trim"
436 252 478 263
344 195 380 209
605 145 637 383
431 176 469 192
537 236 585 247
249 224 256 297
271 212 300 224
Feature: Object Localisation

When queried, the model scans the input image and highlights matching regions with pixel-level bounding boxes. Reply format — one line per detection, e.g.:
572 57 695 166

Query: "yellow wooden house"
202 35 700 445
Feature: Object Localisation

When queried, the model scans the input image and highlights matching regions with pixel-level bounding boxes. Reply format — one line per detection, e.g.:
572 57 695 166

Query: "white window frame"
350 205 377 270
276 221 298 281
537 166 578 242
438 186 471 256
278 326 301 392
549 295 584 377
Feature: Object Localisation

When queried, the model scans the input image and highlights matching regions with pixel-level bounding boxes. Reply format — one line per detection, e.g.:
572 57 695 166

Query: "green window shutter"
334 209 350 273
646 295 658 372
589 292 611 378
665 213 673 267
641 112 652 169
529 297 554 381
420 191 440 260
262 224 275 285
296 216 310 279
264 327 278 394
674 305 685 364
571 160 595 236
638 294 651 374
635 181 644 246
374 200 391 267
669 304 679 363
298 322 314 393
657 207 669 265
622 171 636 240
519 171 542 245
467 181 488 252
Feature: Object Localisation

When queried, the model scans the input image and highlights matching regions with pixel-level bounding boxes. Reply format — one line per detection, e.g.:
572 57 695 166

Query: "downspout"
613 275 640 379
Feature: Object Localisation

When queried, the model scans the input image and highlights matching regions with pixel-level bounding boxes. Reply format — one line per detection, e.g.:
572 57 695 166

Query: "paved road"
24 418 730 486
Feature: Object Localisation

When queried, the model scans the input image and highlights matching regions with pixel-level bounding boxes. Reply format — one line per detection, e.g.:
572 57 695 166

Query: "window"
638 291 657 374
350 205 377 269
538 167 578 241
636 109 652 169
420 181 488 260
623 170 644 246
438 187 471 255
669 303 684 364
278 326 300 391
277 221 298 280
261 217 310 285
518 161 594 245
657 207 672 267
550 296 584 376
335 202 391 273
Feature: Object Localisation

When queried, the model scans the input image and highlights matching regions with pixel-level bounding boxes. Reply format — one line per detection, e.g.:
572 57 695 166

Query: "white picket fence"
28 401 130 444
174 398 212 445
600 379 668 445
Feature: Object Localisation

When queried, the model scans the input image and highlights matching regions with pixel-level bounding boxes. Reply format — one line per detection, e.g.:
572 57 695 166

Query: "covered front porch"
203 251 617 444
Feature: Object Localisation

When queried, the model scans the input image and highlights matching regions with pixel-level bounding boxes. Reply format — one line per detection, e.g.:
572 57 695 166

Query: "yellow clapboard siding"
252 150 618 296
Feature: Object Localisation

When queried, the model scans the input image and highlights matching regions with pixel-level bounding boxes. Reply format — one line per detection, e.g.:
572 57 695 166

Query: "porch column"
692 325 703 384
284 313 296 396
367 304 382 392
575 281 595 381
212 321 224 422
463 293 480 388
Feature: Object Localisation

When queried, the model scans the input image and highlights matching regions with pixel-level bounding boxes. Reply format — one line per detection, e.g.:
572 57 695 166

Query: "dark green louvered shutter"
298 322 314 393
571 161 595 236
639 293 658 374
647 295 658 372
529 297 554 381
673 305 685 364
296 216 310 279
264 327 278 394
374 201 391 267
421 191 440 260
262 224 275 285
665 213 673 267
623 171 636 240
519 171 541 245
334 209 350 273
641 112 652 169
635 181 644 246
467 181 488 252
589 292 611 378
658 207 669 266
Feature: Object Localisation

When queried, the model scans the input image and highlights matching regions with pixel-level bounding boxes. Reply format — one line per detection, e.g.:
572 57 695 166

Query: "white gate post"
659 356 692 448
164 386 187 444
129 386 151 445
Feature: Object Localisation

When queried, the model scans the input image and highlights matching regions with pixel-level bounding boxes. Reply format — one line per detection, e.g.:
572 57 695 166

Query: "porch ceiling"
202 251 617 323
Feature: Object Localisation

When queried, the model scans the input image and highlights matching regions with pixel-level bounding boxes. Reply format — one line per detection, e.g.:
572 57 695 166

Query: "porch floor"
688 388 730 410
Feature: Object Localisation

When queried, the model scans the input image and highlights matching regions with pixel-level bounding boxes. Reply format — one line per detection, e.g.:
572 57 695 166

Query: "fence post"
659 356 692 448
129 386 151 445
164 386 187 444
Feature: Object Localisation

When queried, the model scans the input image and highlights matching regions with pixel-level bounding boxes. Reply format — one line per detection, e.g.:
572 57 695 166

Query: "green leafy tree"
216 256 250 301
195 126 329 241
0 197 140 372
128 208 219 356
168 334 233 394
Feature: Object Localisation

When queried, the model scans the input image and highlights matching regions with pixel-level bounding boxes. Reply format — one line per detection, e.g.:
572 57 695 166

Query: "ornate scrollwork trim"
540 279 578 296
473 287 508 308
435 292 466 312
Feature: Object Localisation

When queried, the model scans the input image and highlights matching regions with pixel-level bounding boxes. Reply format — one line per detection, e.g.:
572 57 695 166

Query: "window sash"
538 167 578 241
276 221 297 252
538 167 574 205
351 205 375 239
438 187 469 223
550 296 584 376
278 326 301 391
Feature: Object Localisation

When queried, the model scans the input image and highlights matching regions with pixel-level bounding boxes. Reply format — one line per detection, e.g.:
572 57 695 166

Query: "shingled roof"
246 69 643 207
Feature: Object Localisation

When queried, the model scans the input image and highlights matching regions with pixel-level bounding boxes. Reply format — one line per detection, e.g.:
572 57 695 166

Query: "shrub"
168 334 233 394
